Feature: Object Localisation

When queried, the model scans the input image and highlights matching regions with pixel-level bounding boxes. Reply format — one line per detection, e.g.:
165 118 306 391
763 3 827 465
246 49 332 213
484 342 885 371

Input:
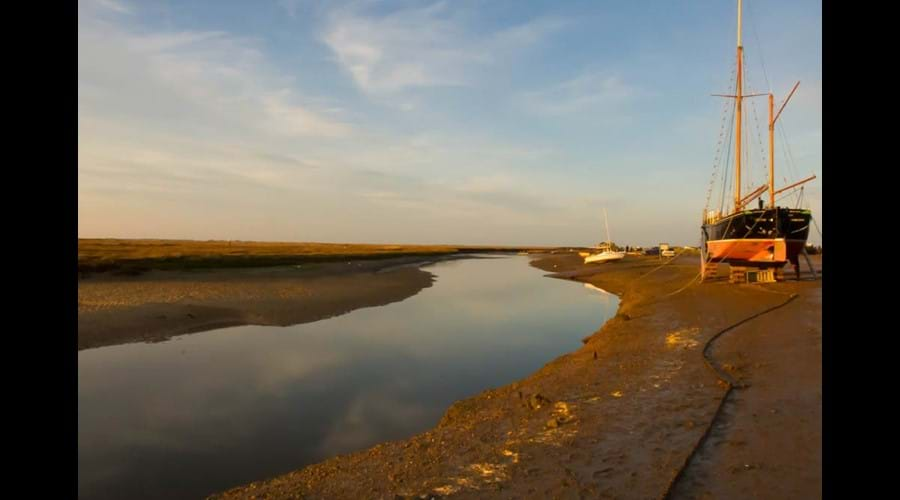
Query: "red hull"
705 238 809 268
706 238 786 266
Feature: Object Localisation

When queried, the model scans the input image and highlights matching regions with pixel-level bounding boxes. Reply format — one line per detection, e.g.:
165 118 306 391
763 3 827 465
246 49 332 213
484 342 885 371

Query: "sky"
78 0 822 247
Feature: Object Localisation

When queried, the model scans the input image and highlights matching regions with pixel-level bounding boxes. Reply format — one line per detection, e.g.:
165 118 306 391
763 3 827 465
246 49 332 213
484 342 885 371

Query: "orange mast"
768 93 774 207
734 0 743 213
769 81 801 207
714 2 808 213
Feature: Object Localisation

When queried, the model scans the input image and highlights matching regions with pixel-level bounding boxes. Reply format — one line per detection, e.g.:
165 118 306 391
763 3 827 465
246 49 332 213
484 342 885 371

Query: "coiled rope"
659 290 799 500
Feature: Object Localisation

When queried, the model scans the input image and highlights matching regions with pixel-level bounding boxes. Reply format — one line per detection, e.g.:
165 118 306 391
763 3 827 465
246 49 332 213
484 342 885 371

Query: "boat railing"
704 210 722 225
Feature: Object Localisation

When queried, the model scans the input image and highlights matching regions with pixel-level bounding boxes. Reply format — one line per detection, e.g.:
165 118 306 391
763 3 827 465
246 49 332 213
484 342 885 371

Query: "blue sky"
78 0 821 247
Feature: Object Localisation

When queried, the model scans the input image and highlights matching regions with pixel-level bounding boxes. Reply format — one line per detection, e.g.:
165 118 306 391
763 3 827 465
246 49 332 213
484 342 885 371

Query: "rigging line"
745 103 752 193
777 118 806 209
745 72 769 192
712 58 738 214
747 0 773 93
777 127 800 209
746 74 764 193
746 66 770 195
718 71 738 215
775 189 805 206
720 105 735 214
705 113 729 211
748 1 811 204
811 215 823 241
705 70 737 213
777 117 802 184
739 63 751 194
778 126 795 188
742 66 753 191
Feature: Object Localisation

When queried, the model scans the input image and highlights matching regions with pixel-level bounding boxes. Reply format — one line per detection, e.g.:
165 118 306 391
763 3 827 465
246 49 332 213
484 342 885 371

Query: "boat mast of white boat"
603 208 612 251
583 209 625 264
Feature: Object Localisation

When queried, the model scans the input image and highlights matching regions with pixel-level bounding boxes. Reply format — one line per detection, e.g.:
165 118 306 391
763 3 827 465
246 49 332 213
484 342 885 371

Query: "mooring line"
659 290 799 500
634 248 691 282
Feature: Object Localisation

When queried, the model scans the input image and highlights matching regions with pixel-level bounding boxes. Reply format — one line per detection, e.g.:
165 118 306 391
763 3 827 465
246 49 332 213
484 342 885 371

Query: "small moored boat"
584 208 625 264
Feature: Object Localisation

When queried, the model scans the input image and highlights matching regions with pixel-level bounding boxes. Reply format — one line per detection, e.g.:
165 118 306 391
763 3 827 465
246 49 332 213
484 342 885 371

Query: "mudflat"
78 239 550 350
78 255 445 350
206 252 821 499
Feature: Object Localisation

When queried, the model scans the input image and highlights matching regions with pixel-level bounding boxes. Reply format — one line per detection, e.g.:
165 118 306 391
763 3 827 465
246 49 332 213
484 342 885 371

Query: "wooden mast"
604 207 611 250
769 81 801 208
734 0 743 213
768 93 774 207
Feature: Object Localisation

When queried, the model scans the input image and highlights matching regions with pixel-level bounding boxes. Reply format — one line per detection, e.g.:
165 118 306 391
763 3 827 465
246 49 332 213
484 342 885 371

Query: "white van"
660 243 675 258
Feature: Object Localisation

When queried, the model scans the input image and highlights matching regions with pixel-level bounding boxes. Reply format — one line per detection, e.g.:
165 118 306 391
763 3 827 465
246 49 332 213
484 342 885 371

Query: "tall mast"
769 81 801 208
604 208 611 248
768 93 775 207
734 0 743 212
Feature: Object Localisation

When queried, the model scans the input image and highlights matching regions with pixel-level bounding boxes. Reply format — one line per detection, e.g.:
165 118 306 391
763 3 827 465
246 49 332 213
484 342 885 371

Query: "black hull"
701 207 812 267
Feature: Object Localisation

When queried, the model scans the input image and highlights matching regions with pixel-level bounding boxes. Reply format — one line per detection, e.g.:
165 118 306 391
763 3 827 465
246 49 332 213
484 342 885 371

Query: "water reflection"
78 256 618 499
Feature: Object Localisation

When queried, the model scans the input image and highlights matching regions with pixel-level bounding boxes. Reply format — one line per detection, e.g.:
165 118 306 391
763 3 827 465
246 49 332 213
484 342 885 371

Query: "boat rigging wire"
718 79 737 215
704 63 737 215
747 2 812 210
748 0 772 94
707 57 738 217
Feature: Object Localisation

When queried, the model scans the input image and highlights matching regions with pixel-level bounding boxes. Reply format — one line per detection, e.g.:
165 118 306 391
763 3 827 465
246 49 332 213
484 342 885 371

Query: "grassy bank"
78 239 559 274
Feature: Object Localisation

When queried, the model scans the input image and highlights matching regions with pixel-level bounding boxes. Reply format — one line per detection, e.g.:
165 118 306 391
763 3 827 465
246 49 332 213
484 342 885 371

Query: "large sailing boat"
701 0 815 280
584 208 625 264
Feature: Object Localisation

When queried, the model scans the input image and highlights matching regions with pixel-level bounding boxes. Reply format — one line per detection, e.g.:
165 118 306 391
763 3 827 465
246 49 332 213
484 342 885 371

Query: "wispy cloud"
277 0 301 19
82 0 131 14
322 1 565 94
79 6 351 142
517 71 639 116
78 0 819 246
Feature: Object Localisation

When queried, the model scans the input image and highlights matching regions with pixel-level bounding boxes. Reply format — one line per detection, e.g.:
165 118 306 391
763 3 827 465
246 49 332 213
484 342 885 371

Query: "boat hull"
701 208 811 267
584 252 625 264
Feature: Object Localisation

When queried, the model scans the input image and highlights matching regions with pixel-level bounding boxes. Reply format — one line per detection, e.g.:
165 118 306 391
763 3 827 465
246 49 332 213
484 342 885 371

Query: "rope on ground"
658 291 799 500
642 203 782 301
634 247 691 282
662 271 702 298
637 246 708 300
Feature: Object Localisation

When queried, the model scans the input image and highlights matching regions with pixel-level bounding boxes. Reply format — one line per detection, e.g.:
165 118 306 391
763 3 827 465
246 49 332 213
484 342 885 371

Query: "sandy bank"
78 255 454 350
208 252 821 499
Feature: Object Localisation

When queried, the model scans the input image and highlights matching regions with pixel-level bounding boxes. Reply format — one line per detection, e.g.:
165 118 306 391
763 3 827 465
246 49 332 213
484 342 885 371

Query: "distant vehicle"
660 243 675 258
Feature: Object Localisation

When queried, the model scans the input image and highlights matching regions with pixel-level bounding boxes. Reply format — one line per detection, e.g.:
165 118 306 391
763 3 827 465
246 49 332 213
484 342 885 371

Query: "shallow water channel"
78 255 619 499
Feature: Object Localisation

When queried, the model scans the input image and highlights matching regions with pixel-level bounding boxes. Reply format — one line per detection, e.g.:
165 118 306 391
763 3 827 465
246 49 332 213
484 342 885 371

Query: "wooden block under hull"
701 262 718 281
729 266 776 284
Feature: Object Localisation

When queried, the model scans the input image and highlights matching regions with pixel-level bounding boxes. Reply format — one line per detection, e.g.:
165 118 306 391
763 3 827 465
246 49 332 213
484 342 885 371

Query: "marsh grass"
78 239 554 275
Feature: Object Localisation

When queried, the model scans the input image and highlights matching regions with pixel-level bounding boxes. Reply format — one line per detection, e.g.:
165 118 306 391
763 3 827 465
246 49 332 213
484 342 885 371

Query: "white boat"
584 208 625 264
584 250 625 264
